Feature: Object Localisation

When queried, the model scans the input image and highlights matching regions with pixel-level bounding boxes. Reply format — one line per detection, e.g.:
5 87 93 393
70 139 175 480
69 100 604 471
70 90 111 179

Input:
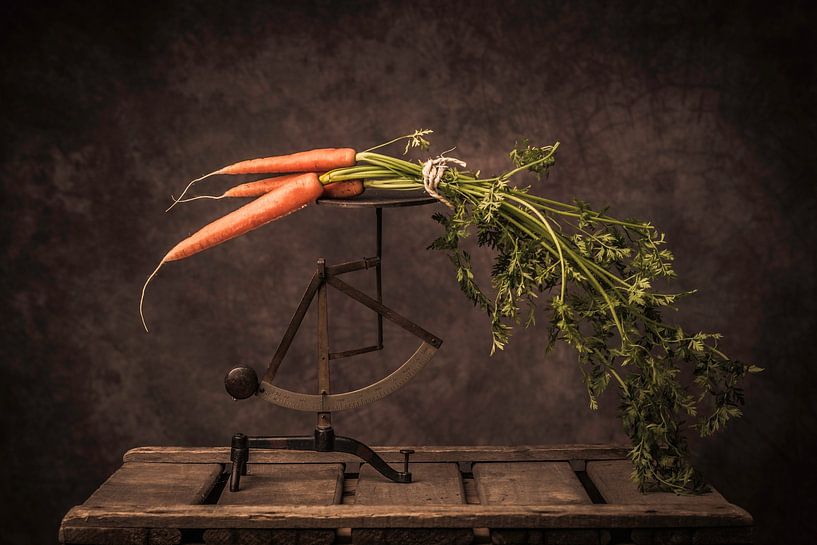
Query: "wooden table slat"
123 445 631 464
61 502 753 530
59 526 148 545
355 463 465 505
586 460 730 507
354 463 471 544
474 462 591 506
217 463 344 506
84 462 223 507
474 462 595 545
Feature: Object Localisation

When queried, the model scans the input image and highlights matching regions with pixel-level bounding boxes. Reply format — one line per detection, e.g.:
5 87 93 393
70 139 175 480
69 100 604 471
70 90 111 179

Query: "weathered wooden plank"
60 502 753 530
60 526 147 545
586 461 730 507
205 464 343 545
84 462 223 507
356 463 464 505
63 462 220 543
354 463 471 543
202 528 335 545
475 463 594 544
474 462 590 506
217 464 343 506
123 445 630 464
59 526 182 545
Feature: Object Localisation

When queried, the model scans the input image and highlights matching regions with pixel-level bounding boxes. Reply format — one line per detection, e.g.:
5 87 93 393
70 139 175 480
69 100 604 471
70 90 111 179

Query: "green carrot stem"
504 193 568 302
323 169 398 182
458 143 559 185
452 184 633 293
363 129 433 153
363 181 423 189
356 152 423 175
492 196 627 341
455 183 627 338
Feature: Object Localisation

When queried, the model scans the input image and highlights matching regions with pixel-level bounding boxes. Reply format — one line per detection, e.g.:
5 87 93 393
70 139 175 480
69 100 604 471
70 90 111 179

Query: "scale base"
228 427 413 492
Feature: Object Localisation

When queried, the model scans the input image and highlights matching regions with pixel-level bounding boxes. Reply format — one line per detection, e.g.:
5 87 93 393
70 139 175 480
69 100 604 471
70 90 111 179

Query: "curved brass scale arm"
258 341 437 411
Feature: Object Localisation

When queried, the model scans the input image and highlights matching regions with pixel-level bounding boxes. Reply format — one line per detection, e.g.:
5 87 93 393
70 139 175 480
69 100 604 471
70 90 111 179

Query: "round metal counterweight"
224 365 259 400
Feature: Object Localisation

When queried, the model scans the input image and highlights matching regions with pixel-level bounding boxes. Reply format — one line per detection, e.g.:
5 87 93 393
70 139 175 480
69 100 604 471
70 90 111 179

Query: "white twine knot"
421 155 466 209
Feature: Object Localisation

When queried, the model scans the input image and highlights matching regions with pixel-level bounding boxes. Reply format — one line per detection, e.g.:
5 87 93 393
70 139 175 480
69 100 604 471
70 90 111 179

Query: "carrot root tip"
174 194 225 205
140 260 165 332
166 171 219 212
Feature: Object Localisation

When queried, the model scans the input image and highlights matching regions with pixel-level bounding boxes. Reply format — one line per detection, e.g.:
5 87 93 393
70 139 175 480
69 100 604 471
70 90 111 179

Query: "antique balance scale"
60 144 758 545
222 192 442 492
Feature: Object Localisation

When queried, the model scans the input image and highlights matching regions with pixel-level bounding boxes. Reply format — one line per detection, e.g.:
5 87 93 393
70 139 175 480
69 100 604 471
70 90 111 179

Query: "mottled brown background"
2 1 815 543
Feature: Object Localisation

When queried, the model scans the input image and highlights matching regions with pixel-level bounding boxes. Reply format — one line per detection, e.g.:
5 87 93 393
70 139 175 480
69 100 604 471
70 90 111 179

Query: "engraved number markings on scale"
259 341 437 412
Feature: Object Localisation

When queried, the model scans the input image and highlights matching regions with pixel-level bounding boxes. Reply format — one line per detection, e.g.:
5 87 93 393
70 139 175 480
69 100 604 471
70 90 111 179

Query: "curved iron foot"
333 435 411 483
228 427 412 491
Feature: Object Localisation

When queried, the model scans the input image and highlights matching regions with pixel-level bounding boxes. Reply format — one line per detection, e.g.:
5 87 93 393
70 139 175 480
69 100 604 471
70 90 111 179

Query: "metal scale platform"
223 191 443 491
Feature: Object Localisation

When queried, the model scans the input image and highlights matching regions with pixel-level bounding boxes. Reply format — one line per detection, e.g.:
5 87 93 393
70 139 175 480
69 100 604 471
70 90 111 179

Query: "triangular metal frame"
258 257 442 412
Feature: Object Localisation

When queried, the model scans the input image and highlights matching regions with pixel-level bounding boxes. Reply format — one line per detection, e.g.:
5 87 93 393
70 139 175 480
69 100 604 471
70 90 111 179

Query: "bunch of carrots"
142 130 758 494
141 148 362 319
141 130 445 327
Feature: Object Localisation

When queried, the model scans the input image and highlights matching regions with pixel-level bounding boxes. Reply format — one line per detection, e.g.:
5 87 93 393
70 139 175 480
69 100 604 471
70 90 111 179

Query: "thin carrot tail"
140 260 165 332
172 194 226 204
166 171 219 212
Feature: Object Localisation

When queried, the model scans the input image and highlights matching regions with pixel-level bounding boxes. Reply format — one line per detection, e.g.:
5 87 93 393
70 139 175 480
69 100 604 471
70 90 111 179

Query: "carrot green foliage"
321 130 761 494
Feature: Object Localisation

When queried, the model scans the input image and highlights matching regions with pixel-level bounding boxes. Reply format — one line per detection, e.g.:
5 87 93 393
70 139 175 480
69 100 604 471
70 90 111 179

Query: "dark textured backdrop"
2 1 816 543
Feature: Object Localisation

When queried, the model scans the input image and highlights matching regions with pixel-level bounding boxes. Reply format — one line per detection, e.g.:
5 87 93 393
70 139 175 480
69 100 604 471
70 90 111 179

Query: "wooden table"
59 445 753 545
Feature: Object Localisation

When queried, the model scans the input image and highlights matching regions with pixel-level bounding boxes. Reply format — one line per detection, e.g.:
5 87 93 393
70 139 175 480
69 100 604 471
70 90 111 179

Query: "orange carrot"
221 178 363 201
223 174 301 197
141 172 323 331
217 148 355 175
175 175 364 203
322 180 364 199
168 148 356 210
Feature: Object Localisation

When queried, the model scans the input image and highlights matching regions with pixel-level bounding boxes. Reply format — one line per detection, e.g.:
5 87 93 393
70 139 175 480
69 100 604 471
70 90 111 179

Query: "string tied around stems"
421 155 466 209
